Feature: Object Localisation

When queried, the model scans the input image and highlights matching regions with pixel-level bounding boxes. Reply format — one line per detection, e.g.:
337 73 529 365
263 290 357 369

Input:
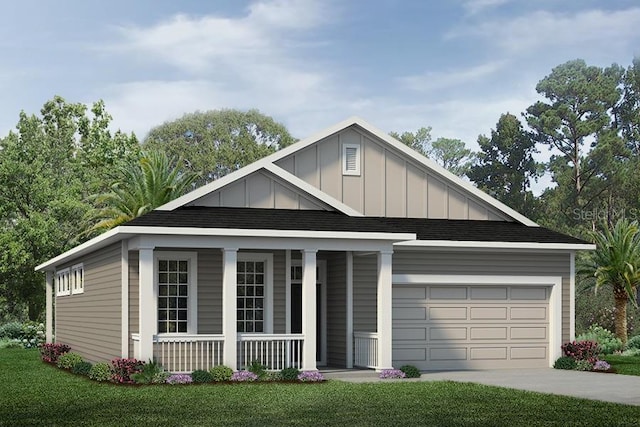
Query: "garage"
392 278 559 370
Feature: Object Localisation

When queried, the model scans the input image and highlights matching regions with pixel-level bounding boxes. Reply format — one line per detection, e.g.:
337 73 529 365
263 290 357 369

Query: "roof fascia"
394 240 595 250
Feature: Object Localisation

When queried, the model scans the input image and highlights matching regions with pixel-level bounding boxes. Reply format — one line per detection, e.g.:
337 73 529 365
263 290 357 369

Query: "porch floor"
319 367 379 381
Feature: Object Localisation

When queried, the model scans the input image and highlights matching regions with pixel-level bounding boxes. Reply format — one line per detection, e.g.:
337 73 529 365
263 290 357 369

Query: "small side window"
56 268 71 297
71 264 84 295
342 143 361 176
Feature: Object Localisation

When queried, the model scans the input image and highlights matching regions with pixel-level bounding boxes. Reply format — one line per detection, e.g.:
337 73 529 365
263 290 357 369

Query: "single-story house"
36 117 593 373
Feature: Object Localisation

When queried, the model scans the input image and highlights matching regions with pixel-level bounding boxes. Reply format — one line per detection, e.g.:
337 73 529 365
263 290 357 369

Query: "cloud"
447 8 640 55
399 60 508 93
462 0 511 15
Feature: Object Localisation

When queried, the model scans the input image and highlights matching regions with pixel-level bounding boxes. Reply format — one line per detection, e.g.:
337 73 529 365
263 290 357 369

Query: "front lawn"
2 349 640 426
605 355 640 376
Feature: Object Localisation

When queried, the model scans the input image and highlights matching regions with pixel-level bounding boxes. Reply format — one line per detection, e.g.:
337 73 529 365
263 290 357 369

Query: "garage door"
392 285 549 370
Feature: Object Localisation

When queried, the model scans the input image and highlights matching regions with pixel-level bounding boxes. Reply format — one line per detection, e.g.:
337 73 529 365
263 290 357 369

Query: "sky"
1 0 639 168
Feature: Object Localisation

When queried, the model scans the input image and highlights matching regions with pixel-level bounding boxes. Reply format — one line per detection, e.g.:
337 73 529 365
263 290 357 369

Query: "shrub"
230 370 258 382
191 369 213 383
89 362 111 382
0 322 45 348
72 361 93 376
279 367 300 381
247 360 268 380
132 360 168 384
626 334 640 350
0 322 23 339
399 365 421 378
210 365 233 382
561 340 599 363
593 360 611 371
0 340 23 349
553 356 577 370
110 358 144 384
576 325 623 355
57 352 84 370
575 360 594 371
379 369 406 379
621 348 640 357
297 371 324 382
39 343 71 363
167 374 193 385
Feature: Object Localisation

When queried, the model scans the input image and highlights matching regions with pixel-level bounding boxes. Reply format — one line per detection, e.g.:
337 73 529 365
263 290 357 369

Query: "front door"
290 262 326 365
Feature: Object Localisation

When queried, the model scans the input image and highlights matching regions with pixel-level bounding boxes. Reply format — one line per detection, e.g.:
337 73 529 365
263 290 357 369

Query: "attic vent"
342 143 361 176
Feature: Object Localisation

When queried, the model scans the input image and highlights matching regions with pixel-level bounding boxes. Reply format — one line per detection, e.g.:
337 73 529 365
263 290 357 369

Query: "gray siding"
56 243 122 363
275 125 510 220
353 254 378 333
128 250 139 357
326 252 346 367
392 250 572 343
197 249 223 334
273 251 286 334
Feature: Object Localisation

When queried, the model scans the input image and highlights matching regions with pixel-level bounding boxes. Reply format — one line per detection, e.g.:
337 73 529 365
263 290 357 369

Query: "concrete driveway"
322 368 640 406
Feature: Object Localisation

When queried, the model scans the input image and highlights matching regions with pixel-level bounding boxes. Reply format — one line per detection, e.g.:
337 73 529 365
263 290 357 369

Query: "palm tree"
579 219 640 343
88 150 197 233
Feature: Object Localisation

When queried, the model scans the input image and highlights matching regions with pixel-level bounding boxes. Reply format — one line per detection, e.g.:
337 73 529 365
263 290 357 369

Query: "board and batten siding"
392 250 572 343
56 243 122 363
188 170 327 211
275 126 509 220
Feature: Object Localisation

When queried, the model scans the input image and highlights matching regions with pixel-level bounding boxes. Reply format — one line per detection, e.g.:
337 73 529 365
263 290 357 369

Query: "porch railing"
238 334 304 370
354 332 378 368
154 334 224 373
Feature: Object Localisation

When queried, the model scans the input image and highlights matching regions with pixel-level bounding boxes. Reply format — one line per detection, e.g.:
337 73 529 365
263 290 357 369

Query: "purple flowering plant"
593 360 611 371
297 371 325 382
231 370 259 382
379 369 406 379
166 374 193 384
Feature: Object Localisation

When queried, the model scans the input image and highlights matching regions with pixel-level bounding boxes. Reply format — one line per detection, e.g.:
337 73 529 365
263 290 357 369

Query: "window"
71 264 84 295
237 253 273 333
342 143 361 176
56 268 70 296
157 258 191 333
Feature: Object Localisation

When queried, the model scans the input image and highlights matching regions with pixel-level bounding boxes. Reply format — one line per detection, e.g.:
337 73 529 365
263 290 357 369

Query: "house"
36 117 593 373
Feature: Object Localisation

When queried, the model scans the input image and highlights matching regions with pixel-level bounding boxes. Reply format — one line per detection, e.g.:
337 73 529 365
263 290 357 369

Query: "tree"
89 151 197 233
390 128 476 177
618 57 640 153
144 109 295 188
468 113 538 216
579 219 640 343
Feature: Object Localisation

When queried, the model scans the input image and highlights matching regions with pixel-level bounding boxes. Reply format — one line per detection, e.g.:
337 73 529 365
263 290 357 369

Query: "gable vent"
342 143 361 176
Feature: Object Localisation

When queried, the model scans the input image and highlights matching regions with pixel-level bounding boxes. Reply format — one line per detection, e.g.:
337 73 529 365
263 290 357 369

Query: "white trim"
395 240 595 251
45 271 53 343
391 274 563 367
285 249 291 334
376 251 394 371
121 240 129 358
301 249 317 370
154 251 198 334
138 247 155 361
238 252 274 334
342 142 361 176
346 251 353 369
55 268 71 297
569 251 576 341
222 248 238 370
70 263 84 295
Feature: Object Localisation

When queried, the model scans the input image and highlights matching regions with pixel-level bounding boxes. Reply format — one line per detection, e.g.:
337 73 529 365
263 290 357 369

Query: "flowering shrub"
166 374 193 385
379 369 406 379
561 340 599 363
39 343 71 363
297 371 324 382
576 326 623 355
0 321 45 348
89 362 111 382
575 360 594 371
593 360 611 371
57 352 84 370
230 370 258 382
109 358 145 384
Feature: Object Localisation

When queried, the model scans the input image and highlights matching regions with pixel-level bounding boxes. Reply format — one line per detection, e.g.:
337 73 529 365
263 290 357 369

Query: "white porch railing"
354 332 378 369
154 334 224 373
238 334 304 370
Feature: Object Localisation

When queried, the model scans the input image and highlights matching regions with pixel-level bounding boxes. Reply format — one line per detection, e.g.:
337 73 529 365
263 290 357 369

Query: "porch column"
302 249 317 371
345 251 353 369
45 271 53 343
377 250 393 371
222 248 238 370
138 247 155 361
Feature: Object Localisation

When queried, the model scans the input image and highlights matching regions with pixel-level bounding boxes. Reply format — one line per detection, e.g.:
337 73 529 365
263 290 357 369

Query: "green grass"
2 349 640 426
605 355 640 376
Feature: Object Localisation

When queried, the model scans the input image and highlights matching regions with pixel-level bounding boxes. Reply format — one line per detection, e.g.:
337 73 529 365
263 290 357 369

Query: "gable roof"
158 117 538 227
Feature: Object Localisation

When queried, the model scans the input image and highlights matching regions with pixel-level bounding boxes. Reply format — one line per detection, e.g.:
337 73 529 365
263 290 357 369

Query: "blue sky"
1 0 639 153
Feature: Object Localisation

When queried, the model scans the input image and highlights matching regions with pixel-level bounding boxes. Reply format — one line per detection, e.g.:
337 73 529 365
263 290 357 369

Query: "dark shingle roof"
124 206 588 245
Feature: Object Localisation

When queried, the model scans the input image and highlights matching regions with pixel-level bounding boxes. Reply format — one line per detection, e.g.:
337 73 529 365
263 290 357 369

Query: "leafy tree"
144 109 295 188
89 151 197 233
468 113 539 216
618 57 640 153
578 219 640 343
389 127 433 157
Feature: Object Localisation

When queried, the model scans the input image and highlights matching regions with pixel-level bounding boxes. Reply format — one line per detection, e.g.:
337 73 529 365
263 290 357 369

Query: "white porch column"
377 250 393 371
45 271 53 343
302 249 317 371
138 247 155 361
345 251 354 369
222 248 238 370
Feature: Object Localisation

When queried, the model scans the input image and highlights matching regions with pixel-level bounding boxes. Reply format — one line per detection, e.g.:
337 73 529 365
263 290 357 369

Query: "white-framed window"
71 264 84 295
55 268 71 297
342 143 361 176
155 252 198 334
237 253 273 333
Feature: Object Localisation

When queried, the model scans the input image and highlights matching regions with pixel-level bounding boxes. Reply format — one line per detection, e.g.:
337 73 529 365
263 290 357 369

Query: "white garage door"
392 285 550 370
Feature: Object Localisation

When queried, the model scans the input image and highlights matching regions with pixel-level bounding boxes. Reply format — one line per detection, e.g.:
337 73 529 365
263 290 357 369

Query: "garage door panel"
429 307 467 320
394 287 426 300
430 287 467 299
395 348 426 361
470 307 507 320
430 347 467 360
470 287 507 300
511 347 547 359
470 327 507 340
393 328 426 341
470 347 507 360
511 287 547 300
510 327 547 340
395 307 426 320
430 327 467 340
510 307 546 320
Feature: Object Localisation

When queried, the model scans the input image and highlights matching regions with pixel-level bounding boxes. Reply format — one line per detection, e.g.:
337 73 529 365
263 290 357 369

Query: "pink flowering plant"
39 343 71 363
379 369 406 379
297 371 325 382
561 340 599 364
230 370 258 382
109 358 145 384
